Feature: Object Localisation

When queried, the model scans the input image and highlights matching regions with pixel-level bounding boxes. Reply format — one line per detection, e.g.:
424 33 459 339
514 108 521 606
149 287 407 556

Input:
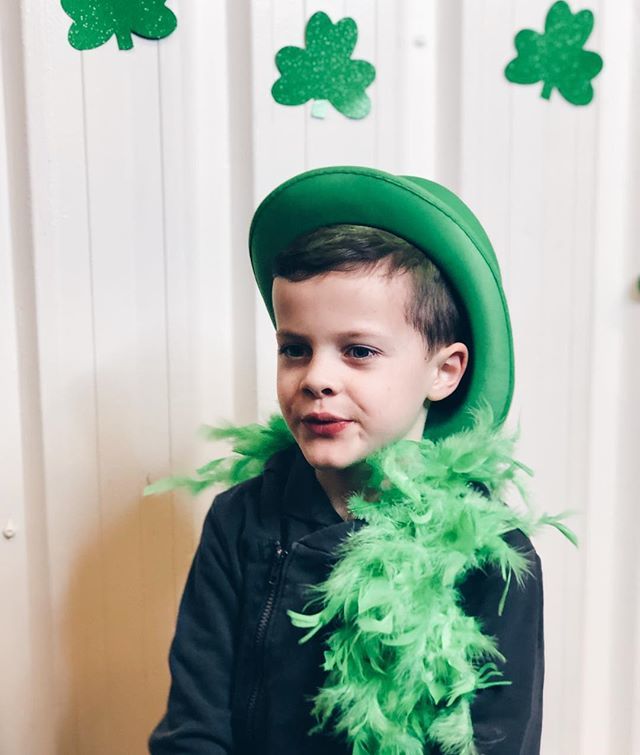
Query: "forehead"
272 267 413 335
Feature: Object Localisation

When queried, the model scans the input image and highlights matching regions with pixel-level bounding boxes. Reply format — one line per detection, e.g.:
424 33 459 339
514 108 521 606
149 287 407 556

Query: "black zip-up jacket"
149 443 544 754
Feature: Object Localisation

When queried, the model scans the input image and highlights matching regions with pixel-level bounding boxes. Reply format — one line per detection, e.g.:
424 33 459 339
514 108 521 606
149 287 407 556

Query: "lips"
302 413 353 437
303 412 349 423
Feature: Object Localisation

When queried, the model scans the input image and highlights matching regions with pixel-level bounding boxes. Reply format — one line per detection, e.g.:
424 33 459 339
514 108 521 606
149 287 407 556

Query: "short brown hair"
272 224 467 352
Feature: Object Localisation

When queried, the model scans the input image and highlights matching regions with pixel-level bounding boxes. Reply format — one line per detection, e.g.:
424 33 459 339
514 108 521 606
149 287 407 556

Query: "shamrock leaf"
272 11 376 119
505 1 603 105
61 0 177 51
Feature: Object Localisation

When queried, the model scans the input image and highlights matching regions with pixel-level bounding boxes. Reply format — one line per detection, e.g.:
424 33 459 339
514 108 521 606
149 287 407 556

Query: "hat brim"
249 166 514 440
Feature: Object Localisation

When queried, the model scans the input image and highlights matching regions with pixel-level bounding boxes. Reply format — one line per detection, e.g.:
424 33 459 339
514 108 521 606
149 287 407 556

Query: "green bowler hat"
249 166 514 441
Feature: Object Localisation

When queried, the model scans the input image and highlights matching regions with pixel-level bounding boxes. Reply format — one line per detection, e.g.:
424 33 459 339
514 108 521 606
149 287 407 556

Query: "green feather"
143 413 294 496
285 406 575 753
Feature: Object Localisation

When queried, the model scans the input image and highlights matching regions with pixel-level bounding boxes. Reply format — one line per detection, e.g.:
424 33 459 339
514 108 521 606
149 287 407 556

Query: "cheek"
276 369 296 402
374 364 426 409
355 374 400 415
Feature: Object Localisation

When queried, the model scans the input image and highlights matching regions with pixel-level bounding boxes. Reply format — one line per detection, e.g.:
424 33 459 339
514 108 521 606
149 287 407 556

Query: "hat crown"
401 175 502 284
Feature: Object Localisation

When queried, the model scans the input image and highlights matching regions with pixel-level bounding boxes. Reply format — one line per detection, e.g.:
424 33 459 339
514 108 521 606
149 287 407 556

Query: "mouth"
303 413 349 423
302 415 353 437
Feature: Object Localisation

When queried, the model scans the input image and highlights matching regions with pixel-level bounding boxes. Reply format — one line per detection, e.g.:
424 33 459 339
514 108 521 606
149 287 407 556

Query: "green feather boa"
145 408 576 755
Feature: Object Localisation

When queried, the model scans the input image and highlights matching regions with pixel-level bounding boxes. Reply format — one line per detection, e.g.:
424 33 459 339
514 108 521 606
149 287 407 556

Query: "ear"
427 342 469 401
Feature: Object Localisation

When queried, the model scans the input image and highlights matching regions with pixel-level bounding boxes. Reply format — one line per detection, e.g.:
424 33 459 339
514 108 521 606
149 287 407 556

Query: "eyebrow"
275 329 386 340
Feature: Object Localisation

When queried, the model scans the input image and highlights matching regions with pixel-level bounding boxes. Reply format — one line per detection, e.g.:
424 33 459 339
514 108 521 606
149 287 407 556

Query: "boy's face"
273 264 467 473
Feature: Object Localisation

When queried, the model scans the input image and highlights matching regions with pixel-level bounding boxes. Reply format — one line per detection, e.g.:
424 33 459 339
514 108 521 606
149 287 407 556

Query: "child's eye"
346 345 378 360
278 344 308 359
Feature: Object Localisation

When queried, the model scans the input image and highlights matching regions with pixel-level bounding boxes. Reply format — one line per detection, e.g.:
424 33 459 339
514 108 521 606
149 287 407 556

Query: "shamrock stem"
541 82 553 100
116 28 134 50
311 100 328 119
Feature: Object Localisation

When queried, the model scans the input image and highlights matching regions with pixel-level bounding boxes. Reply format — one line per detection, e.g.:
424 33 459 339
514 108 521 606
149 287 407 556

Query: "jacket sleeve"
458 529 545 755
149 500 240 754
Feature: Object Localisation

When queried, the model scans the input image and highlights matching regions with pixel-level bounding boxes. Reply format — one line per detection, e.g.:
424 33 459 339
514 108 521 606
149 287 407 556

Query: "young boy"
148 167 547 754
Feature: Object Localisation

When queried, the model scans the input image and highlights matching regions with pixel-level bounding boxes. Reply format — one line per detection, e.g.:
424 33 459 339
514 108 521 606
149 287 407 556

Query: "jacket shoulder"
208 473 264 521
503 527 539 556
203 443 297 532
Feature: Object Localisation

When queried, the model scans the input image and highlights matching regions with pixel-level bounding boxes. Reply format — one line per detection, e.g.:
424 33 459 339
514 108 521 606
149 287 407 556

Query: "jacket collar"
281 445 347 527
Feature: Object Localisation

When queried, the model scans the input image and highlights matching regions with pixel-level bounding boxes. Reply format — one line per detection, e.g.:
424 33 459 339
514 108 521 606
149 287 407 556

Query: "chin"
297 441 357 471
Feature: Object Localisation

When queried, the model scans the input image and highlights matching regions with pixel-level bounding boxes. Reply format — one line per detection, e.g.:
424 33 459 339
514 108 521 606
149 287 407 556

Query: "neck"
315 462 378 521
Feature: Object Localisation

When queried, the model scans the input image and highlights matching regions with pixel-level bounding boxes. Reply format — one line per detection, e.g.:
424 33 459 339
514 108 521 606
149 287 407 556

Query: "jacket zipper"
246 540 288 743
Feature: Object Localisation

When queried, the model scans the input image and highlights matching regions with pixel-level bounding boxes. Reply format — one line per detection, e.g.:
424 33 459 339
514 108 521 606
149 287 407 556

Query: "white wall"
2 0 638 753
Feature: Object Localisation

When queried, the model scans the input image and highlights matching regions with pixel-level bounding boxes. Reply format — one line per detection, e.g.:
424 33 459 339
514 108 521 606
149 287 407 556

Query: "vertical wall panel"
581 2 636 753
80 41 165 752
0 216 34 755
434 0 463 190
0 27 48 755
22 3 106 751
1 0 56 752
224 0 258 428
374 0 402 170
624 24 640 754
459 1 609 753
397 0 438 177
460 0 516 285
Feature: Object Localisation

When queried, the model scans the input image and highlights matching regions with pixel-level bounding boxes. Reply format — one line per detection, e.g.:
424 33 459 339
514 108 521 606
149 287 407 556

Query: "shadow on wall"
56 486 196 754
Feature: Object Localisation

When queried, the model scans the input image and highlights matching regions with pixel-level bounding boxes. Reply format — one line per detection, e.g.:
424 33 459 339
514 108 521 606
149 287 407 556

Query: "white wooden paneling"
21 3 106 751
625 32 640 753
0 22 50 754
224 0 258 427
459 3 610 752
17 0 237 751
433 0 463 189
374 0 403 170
397 0 438 178
0 195 32 755
78 39 167 751
4 0 639 753
581 2 637 753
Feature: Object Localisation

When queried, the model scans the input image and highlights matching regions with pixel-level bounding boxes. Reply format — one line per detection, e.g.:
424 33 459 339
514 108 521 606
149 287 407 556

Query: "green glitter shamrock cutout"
61 0 177 51
272 11 376 119
505 1 603 105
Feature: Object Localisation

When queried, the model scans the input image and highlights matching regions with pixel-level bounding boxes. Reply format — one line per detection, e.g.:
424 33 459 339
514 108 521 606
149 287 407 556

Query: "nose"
300 353 341 397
